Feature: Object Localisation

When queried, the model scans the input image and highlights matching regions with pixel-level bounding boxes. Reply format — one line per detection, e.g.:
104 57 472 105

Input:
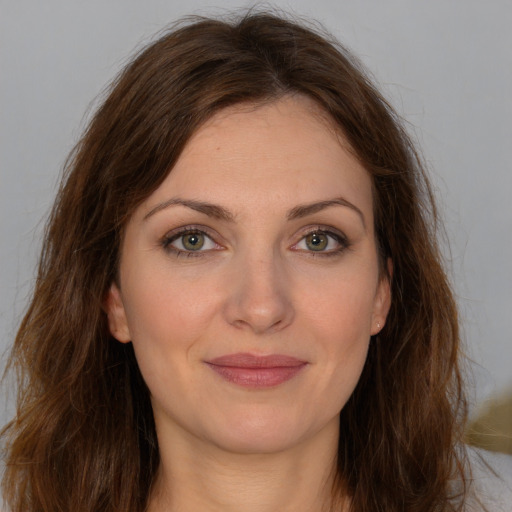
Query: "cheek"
312 286 372 378
120 273 223 419
120 268 222 377
122 263 218 337
297 267 377 403
299 262 378 339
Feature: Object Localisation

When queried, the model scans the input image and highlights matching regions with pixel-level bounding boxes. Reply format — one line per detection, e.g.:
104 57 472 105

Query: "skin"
106 95 391 512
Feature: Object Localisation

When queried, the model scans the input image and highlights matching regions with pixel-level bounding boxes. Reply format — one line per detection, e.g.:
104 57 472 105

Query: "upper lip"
206 353 307 368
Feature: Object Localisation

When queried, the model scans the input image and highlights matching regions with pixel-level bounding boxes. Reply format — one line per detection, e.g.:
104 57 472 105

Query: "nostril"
223 287 294 334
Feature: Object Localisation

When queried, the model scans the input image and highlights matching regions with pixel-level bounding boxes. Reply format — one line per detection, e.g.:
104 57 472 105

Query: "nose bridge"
223 246 294 334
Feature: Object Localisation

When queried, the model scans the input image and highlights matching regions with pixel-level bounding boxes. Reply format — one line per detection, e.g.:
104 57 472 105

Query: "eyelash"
161 226 221 258
292 227 350 257
160 226 350 258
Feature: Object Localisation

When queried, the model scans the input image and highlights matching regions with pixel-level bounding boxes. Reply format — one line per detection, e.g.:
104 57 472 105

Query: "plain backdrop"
1 0 511 426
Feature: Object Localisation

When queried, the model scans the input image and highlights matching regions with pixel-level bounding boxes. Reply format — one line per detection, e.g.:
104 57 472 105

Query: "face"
106 96 390 455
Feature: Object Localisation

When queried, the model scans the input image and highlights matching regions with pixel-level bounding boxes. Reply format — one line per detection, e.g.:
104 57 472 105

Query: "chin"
201 406 339 456
210 426 306 455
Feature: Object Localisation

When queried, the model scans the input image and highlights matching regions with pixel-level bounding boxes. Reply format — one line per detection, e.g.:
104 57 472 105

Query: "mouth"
205 353 308 388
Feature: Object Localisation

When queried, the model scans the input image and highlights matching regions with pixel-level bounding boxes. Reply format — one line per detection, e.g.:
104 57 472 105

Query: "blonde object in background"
467 388 512 456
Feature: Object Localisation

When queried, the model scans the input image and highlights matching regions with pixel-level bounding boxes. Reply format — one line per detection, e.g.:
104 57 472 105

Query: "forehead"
137 95 373 222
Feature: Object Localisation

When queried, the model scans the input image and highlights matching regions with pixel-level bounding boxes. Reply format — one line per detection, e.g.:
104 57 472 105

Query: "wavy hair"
2 11 469 512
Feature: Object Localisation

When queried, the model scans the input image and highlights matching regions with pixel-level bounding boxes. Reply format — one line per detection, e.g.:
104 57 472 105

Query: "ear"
370 258 392 336
104 283 131 343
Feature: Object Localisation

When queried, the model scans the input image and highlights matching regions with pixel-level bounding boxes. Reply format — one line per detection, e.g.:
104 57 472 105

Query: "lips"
205 353 308 388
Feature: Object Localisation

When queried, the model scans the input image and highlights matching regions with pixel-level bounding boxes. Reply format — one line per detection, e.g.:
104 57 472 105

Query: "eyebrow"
144 198 235 222
287 198 366 228
144 196 365 228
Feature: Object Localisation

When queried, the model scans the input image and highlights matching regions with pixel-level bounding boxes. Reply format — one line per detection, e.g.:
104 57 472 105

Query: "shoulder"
467 447 512 511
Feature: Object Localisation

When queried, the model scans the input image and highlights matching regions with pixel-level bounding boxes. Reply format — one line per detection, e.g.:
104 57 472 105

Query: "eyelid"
161 225 224 256
290 225 350 254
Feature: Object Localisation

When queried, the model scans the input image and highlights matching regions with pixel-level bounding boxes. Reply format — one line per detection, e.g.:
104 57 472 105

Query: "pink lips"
206 353 307 388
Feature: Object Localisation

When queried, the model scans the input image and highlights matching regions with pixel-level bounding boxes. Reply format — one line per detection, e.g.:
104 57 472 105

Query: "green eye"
305 232 329 251
182 232 205 251
163 229 217 254
293 229 348 255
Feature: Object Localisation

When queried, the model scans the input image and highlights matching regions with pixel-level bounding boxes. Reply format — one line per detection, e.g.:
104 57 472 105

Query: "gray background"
1 0 511 425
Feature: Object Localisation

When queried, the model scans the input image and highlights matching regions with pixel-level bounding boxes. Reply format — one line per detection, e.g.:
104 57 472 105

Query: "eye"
162 228 219 255
304 232 330 251
293 229 348 255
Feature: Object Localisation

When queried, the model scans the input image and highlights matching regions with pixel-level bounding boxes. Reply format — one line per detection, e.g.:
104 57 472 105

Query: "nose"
223 252 295 335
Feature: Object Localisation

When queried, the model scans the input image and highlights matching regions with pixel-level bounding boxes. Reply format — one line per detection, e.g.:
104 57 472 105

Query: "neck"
147 418 348 512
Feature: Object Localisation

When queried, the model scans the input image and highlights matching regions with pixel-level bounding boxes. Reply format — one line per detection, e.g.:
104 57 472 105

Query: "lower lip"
206 364 307 388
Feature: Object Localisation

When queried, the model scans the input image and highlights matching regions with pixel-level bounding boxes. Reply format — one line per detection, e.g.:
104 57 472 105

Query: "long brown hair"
2 11 469 511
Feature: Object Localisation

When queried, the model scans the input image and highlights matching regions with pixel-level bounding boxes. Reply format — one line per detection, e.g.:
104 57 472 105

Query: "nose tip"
230 303 289 334
223 261 294 335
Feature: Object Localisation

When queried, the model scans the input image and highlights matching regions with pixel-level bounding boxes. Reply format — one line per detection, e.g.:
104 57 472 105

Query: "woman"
1 11 475 512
